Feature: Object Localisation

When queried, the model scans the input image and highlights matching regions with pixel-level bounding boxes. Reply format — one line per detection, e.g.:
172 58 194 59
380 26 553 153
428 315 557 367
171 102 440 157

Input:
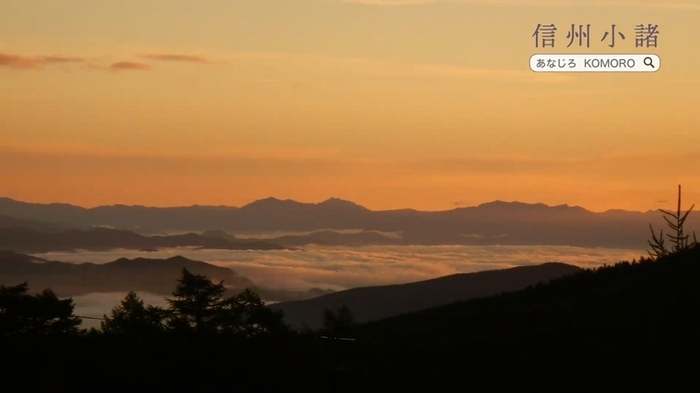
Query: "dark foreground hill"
344 244 700 391
0 251 254 296
273 262 582 329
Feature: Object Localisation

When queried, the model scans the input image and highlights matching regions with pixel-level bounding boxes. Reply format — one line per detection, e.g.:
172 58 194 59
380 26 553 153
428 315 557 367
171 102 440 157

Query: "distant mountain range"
0 214 402 252
0 215 291 253
271 262 582 329
1 196 698 249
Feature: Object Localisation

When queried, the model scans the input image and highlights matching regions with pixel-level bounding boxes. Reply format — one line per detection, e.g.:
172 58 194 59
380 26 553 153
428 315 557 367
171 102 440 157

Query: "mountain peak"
252 197 283 204
318 198 366 210
475 200 587 212
477 200 546 209
239 197 367 211
240 197 301 209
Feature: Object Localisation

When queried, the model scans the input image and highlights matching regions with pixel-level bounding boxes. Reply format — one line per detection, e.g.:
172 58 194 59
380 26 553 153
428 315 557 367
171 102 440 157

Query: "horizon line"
0 196 659 214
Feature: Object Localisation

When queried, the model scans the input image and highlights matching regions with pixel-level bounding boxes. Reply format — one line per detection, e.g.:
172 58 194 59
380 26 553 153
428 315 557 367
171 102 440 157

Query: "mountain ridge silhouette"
0 251 254 297
0 196 647 213
0 196 694 249
272 262 582 329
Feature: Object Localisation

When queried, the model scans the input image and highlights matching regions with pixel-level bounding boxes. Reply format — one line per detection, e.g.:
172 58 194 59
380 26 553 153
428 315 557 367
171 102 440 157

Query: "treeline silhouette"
1 268 358 391
1 188 699 392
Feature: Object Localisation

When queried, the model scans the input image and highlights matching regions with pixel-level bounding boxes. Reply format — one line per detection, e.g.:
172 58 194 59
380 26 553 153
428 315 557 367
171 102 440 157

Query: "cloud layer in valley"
35 245 646 292
53 245 645 327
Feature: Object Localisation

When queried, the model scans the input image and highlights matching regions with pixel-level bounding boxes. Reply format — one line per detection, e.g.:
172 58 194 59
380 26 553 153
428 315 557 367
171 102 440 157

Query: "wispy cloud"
140 53 211 64
341 0 700 10
0 52 211 72
0 52 87 70
1 50 568 83
109 61 151 71
38 55 87 64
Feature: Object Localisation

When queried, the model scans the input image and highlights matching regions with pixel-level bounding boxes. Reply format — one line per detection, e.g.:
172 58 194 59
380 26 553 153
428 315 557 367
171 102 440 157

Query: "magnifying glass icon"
644 56 655 68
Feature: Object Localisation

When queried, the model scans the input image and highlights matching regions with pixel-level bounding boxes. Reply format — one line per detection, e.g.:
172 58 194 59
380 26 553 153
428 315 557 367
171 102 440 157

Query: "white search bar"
530 54 660 73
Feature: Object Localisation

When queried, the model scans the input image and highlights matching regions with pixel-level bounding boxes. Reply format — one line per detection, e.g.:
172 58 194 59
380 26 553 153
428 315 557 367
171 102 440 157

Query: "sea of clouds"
33 245 647 291
32 245 646 328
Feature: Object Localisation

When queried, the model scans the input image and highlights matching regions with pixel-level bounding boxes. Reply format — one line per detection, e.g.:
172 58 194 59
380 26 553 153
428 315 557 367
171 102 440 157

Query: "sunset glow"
2 0 698 211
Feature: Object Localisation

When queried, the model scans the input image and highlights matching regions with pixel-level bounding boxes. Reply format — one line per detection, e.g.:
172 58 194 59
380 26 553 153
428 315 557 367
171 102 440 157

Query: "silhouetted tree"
649 185 697 259
166 268 227 333
0 282 81 336
101 291 168 336
218 288 288 337
322 305 355 337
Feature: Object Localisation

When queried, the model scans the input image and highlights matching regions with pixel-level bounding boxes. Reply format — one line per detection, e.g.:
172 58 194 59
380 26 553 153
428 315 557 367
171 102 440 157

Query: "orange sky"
1 0 699 212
